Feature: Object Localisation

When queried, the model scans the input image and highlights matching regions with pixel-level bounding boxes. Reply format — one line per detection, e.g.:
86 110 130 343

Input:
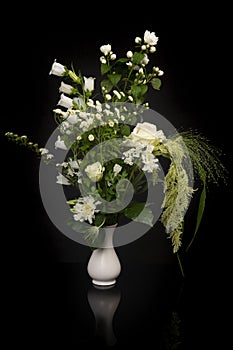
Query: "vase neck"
102 225 117 248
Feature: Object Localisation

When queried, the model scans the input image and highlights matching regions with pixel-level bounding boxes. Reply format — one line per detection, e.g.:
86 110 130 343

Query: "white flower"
67 113 78 124
74 96 85 108
84 77 95 92
55 135 67 150
39 148 49 155
105 94 112 100
87 99 95 107
85 161 105 182
139 67 144 75
126 61 133 67
141 54 149 65
88 134 95 141
126 51 133 58
113 90 122 99
56 173 70 185
73 195 101 224
135 37 141 44
144 30 159 46
69 160 79 169
150 46 156 53
100 44 112 56
141 45 147 50
57 93 73 109
110 53 116 60
158 70 164 76
141 148 159 173
100 56 107 64
46 154 54 160
59 81 73 94
129 122 166 145
108 121 114 127
113 164 122 176
49 59 66 76
53 108 67 118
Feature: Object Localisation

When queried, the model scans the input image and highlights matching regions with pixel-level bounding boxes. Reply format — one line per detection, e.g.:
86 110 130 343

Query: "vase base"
92 279 116 287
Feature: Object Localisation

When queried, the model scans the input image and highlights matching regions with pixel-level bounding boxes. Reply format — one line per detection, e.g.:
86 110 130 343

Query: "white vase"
87 224 121 286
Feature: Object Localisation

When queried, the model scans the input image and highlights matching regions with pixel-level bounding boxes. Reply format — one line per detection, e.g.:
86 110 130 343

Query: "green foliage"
123 202 154 227
151 77 161 90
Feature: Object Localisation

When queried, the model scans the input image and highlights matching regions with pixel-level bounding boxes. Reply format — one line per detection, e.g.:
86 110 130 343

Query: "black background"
1 4 232 348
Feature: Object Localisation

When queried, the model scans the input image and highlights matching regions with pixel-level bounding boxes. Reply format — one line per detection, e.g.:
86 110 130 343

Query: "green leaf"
131 84 148 99
186 183 206 252
107 73 122 86
100 79 113 93
151 78 161 90
94 213 106 227
132 52 145 65
116 58 129 63
124 202 154 227
101 63 112 75
120 124 131 136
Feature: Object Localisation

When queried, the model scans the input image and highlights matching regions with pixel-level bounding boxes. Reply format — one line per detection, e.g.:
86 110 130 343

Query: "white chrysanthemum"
73 195 101 224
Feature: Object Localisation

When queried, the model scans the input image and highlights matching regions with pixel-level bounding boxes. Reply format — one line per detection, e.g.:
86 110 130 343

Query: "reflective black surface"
3 242 231 349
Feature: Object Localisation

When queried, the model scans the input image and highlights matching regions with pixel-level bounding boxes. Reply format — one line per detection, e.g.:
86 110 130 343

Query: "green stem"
177 253 185 278
124 66 134 91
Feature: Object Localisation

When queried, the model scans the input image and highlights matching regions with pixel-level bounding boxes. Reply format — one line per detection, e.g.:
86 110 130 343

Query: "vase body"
87 225 121 286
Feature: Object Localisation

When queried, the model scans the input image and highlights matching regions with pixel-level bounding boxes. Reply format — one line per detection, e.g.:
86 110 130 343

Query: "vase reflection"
87 284 121 346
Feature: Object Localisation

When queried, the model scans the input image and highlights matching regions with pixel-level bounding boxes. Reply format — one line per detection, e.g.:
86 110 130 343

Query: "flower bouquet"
5 30 227 279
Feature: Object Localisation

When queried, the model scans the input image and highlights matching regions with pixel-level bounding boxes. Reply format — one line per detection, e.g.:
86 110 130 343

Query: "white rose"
85 161 105 182
129 122 166 145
